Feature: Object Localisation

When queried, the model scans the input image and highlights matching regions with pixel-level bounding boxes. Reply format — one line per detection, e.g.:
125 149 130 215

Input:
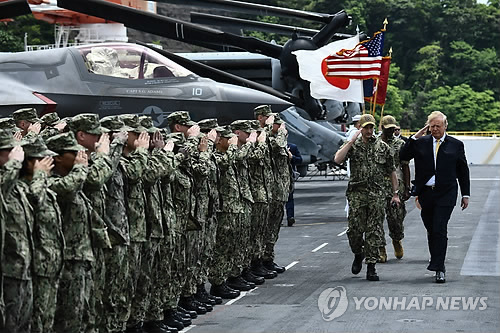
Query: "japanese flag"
293 35 364 103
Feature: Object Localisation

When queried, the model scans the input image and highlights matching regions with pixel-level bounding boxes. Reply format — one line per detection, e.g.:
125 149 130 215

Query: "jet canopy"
76 43 196 80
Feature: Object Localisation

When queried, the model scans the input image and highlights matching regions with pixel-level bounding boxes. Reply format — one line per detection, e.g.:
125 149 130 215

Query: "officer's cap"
12 107 41 123
167 111 196 127
254 105 272 117
23 137 58 158
358 114 376 128
381 115 397 129
139 115 158 133
46 132 85 153
119 114 148 133
100 116 134 132
272 113 284 125
197 118 224 132
69 113 108 135
40 112 61 127
230 120 253 133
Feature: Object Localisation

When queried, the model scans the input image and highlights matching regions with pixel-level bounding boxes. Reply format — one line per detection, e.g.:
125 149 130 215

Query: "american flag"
323 30 385 80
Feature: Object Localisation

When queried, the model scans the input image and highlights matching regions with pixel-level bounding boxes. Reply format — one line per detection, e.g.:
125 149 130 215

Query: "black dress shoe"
227 276 252 291
351 253 364 275
435 271 446 283
242 268 265 285
287 217 295 227
263 261 286 274
210 282 240 299
177 306 197 319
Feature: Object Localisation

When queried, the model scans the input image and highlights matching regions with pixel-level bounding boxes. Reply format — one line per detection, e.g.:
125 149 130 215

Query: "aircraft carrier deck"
187 164 500 333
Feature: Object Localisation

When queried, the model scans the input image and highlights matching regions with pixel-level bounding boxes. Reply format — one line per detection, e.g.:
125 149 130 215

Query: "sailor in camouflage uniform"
377 116 411 262
12 108 41 139
46 132 95 333
117 114 150 331
334 114 401 281
208 126 242 299
39 113 65 141
20 138 64 333
0 129 34 333
69 113 113 333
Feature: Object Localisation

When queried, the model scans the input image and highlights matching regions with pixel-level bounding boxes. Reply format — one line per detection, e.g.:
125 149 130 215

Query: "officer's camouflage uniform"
247 127 271 263
47 133 95 333
22 138 64 333
209 140 243 286
229 120 255 277
0 135 34 333
71 114 113 333
344 135 396 264
379 136 407 244
264 119 290 263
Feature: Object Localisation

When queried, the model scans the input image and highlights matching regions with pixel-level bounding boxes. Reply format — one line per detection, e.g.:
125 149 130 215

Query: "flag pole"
371 78 380 116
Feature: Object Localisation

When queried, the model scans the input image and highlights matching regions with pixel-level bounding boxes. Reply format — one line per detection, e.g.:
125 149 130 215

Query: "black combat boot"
210 282 240 299
195 284 216 306
251 260 277 279
143 320 176 333
163 309 185 330
177 306 197 319
351 253 364 275
227 276 252 291
263 260 285 274
366 263 380 281
242 268 265 285
178 296 207 315
172 310 191 326
208 294 223 305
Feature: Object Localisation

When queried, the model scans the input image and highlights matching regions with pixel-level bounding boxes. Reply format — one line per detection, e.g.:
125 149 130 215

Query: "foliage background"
1 0 498 130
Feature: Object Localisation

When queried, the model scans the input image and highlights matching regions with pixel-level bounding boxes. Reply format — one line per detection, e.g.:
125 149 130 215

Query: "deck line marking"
180 324 196 333
225 287 258 306
285 261 299 270
312 242 328 252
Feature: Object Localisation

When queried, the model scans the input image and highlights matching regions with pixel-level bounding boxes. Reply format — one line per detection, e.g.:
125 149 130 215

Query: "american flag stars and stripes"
323 30 385 80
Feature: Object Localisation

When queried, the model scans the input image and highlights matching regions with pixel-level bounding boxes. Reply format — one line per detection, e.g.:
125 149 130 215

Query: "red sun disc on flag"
321 56 350 89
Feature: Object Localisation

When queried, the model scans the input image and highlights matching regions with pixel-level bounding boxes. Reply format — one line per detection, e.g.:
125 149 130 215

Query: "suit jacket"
400 134 470 206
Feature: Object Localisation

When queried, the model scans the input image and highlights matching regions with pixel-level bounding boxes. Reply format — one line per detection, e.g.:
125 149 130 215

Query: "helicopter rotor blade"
150 0 334 24
56 0 283 59
0 0 31 20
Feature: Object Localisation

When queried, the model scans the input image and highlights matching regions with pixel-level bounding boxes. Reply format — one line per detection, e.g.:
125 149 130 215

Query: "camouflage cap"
12 107 41 123
100 115 134 132
197 118 224 132
358 114 376 128
69 113 108 135
272 113 284 125
167 111 196 127
254 105 272 117
230 119 253 133
23 137 57 158
381 115 398 129
40 112 61 127
0 129 24 149
164 132 185 144
217 125 236 139
139 115 158 133
0 118 16 131
46 131 85 152
250 120 262 131
119 114 148 133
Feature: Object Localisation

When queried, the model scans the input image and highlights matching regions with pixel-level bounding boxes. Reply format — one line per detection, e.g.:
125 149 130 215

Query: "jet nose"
218 83 293 113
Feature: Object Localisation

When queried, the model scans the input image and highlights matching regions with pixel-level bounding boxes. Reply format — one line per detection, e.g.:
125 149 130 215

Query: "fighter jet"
0 42 292 126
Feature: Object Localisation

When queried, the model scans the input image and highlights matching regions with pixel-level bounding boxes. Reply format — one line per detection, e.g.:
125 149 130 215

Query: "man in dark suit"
400 111 470 283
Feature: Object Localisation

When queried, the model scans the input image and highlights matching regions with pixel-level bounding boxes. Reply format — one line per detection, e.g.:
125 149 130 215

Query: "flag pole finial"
356 25 360 34
389 47 393 57
383 18 389 30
